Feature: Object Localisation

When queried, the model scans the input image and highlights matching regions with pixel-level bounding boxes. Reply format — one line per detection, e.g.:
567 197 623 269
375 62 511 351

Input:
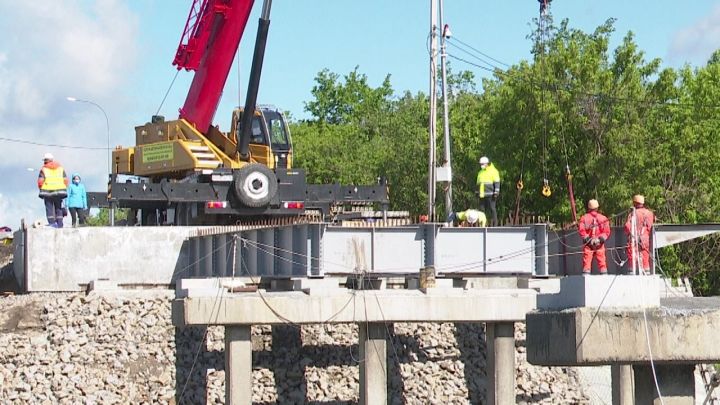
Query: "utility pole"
428 0 438 221
439 0 453 218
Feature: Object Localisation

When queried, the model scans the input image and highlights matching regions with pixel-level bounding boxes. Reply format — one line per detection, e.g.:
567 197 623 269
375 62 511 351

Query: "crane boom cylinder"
238 0 272 160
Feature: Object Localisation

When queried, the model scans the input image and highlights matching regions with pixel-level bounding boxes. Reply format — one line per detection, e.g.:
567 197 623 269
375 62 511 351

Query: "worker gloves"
584 236 605 247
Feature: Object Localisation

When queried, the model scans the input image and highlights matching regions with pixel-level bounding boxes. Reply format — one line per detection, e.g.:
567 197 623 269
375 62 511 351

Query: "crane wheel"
233 163 278 208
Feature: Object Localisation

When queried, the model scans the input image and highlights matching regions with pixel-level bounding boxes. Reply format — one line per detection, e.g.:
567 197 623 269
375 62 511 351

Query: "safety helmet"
632 194 645 205
466 210 479 224
479 156 489 165
43 152 54 161
587 199 599 210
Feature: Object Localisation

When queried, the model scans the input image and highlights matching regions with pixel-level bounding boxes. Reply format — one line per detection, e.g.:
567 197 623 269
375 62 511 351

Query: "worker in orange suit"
578 199 611 274
624 194 655 274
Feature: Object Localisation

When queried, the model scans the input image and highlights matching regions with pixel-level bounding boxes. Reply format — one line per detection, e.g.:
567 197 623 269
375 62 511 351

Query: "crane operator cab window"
263 110 292 169
250 119 264 144
238 108 293 169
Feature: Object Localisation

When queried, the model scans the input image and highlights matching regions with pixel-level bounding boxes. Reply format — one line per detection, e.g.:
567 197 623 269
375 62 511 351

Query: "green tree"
85 208 129 226
290 20 720 294
292 68 430 215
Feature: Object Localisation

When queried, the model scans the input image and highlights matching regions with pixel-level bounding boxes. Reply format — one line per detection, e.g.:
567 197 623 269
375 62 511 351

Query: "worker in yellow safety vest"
476 156 500 226
37 153 69 228
453 209 487 227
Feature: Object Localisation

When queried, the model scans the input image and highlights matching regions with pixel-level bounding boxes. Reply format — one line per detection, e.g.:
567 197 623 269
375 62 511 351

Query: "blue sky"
0 0 718 227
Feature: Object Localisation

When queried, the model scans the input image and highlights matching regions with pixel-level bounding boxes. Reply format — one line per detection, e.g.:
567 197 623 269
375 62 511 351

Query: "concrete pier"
527 293 720 405
486 322 516 405
359 323 387 405
225 326 251 404
173 286 536 404
611 365 634 405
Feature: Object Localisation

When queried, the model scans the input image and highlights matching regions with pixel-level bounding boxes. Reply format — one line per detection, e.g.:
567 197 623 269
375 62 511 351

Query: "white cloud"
1 1 138 108
0 191 45 230
668 4 720 64
0 0 139 227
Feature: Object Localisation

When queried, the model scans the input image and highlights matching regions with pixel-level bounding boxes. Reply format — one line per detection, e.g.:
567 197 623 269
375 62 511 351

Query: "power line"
448 36 510 68
446 51 720 111
447 54 498 74
0 136 107 150
446 41 503 72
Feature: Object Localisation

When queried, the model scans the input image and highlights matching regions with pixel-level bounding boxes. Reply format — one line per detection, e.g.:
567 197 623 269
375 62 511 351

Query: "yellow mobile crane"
107 0 399 225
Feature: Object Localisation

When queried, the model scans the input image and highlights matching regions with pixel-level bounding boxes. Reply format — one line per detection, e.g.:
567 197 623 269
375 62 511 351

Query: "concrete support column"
634 364 695 405
359 323 387 405
225 325 252 405
612 364 634 405
486 322 515 405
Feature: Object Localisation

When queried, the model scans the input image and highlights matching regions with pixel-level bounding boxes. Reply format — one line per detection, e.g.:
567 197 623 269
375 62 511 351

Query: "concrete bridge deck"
172 288 536 326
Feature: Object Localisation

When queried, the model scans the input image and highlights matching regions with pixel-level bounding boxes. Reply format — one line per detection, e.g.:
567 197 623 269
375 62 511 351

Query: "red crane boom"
174 0 255 133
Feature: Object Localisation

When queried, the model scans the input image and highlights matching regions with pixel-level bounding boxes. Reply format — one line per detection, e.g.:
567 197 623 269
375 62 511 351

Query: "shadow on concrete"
171 239 194 284
271 325 307 404
386 323 407 405
0 243 20 295
174 326 224 404
0 274 20 295
455 322 487 405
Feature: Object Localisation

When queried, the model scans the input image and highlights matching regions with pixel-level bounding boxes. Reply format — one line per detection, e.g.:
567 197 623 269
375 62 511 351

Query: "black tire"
233 163 278 208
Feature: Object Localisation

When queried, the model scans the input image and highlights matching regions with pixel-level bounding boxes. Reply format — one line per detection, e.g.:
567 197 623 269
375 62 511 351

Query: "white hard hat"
466 210 479 224
479 156 489 165
43 152 54 161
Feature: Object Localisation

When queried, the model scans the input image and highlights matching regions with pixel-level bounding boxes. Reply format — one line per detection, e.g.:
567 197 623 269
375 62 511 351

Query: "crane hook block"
541 180 552 197
516 180 524 190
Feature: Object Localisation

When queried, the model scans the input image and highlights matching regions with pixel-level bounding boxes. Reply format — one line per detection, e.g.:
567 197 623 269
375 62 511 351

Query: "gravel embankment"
0 293 588 404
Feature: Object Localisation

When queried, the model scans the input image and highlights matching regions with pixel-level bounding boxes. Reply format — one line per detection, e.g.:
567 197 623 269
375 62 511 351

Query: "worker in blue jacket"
67 173 88 227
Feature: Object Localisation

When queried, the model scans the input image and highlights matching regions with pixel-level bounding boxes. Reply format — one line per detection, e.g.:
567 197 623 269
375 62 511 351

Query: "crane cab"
231 105 293 170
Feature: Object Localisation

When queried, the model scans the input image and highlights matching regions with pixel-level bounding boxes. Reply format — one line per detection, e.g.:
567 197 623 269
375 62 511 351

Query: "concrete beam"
526 301 720 365
18 227 198 291
173 288 537 326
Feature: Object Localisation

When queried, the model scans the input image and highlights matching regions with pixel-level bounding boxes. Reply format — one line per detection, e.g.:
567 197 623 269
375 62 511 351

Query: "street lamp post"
66 96 114 226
